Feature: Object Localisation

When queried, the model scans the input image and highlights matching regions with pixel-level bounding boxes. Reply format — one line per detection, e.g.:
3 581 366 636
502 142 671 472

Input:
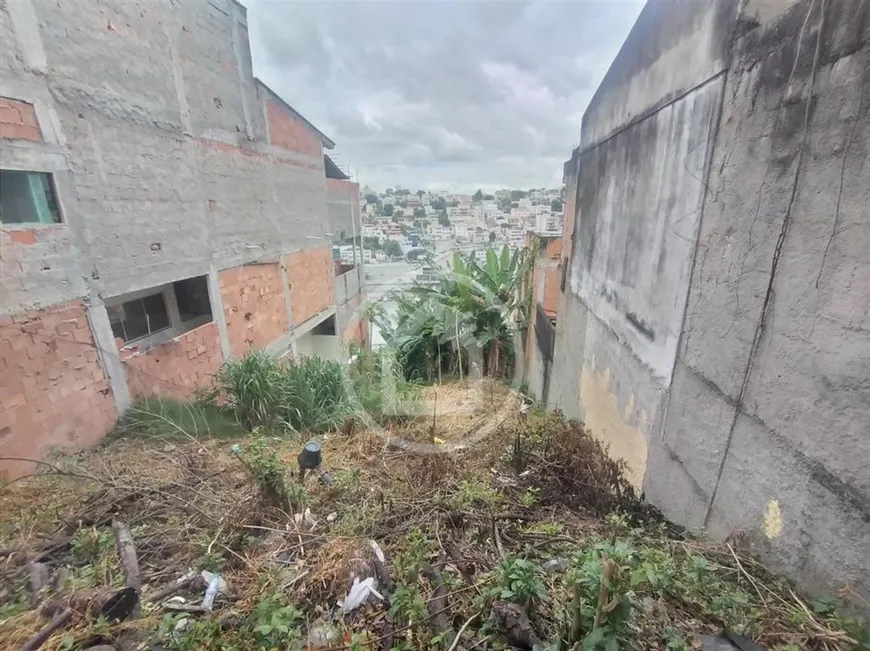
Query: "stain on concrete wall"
327 178 360 241
570 78 724 382
554 0 870 599
579 364 648 489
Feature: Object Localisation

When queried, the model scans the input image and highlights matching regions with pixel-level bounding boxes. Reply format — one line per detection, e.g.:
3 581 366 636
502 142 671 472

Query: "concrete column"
86 296 132 413
207 266 232 361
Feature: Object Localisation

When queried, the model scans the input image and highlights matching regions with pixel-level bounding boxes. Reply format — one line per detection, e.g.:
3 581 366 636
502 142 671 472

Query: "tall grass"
217 350 287 429
347 346 421 418
112 397 246 443
217 348 421 435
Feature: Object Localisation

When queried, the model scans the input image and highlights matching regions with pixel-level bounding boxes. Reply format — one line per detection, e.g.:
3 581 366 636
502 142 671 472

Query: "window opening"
0 170 61 225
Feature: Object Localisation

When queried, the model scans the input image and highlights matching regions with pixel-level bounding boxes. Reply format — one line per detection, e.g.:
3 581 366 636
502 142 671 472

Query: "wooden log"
111 519 141 618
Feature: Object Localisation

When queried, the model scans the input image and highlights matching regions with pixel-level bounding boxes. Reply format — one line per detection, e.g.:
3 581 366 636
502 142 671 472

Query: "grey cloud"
245 0 643 191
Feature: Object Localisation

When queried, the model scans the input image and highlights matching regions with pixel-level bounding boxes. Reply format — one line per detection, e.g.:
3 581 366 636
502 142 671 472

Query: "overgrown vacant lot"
0 360 866 650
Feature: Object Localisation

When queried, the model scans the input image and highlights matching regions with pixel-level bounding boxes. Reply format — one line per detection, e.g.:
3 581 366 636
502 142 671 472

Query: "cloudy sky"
245 1 643 193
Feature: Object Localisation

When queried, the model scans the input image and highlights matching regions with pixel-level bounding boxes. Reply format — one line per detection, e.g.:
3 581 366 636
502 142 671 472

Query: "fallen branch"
20 608 74 651
447 612 479 651
144 571 198 603
112 519 141 618
422 562 454 639
163 603 209 614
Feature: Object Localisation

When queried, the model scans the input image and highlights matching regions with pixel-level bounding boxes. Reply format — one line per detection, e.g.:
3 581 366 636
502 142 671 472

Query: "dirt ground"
1 381 865 650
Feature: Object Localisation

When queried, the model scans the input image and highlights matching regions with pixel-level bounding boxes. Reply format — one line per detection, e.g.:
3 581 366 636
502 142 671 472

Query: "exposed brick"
0 300 116 480
8 230 38 245
266 99 322 157
0 97 43 142
286 246 335 326
123 321 223 401
219 262 289 356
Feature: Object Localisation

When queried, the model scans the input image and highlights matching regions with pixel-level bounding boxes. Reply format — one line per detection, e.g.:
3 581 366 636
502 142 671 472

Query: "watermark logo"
340 261 526 454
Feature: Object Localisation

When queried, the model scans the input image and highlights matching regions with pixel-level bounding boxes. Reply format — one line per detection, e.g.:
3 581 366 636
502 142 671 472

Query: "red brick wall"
286 246 335 326
122 322 223 399
0 300 117 479
0 97 42 142
266 99 322 158
541 239 562 318
341 293 369 346
219 262 289 356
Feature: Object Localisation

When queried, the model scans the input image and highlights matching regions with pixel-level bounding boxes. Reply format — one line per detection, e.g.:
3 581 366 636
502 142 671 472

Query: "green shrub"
218 350 287 429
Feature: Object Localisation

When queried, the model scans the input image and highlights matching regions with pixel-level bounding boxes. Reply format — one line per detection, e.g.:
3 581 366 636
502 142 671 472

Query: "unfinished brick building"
0 0 367 478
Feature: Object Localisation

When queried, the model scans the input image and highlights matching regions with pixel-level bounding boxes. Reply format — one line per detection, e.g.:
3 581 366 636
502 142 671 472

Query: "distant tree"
483 194 494 201
473 189 484 202
363 236 382 250
448 200 459 208
497 198 512 212
384 240 402 257
397 189 411 196
551 199 563 213
365 193 378 204
489 231 496 243
510 190 527 201
511 202 519 209
395 209 405 219
386 188 394 196
398 200 408 209
407 249 424 262
416 189 425 198
413 207 426 218
391 216 399 223
438 213 451 227
430 197 447 211
382 203 394 217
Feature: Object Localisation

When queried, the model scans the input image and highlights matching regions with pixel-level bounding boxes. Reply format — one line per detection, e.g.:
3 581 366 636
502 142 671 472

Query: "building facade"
0 0 366 479
541 0 869 600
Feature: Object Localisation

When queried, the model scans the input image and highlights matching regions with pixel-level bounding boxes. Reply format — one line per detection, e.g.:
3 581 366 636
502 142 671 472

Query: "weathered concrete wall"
0 0 330 311
553 0 870 598
553 0 734 488
647 0 870 599
327 178 361 241
0 0 341 474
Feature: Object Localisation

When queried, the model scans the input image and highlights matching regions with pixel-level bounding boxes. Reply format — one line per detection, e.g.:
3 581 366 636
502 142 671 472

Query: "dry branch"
112 519 141 618
423 562 454 639
20 608 74 651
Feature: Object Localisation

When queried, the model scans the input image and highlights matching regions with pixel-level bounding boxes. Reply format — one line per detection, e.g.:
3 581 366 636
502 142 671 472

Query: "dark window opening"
109 293 170 343
0 170 61 225
174 275 212 323
312 315 336 336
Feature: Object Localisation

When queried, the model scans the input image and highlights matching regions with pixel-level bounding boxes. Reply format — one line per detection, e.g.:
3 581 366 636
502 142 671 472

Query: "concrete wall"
327 178 361 242
552 0 869 598
522 234 561 404
0 0 331 313
0 0 341 477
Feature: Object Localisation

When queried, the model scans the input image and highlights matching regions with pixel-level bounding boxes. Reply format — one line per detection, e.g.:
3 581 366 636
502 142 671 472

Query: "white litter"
201 570 227 612
293 508 317 530
339 577 384 613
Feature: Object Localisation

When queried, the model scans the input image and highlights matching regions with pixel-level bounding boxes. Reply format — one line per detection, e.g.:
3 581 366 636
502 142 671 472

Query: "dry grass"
0 382 865 651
